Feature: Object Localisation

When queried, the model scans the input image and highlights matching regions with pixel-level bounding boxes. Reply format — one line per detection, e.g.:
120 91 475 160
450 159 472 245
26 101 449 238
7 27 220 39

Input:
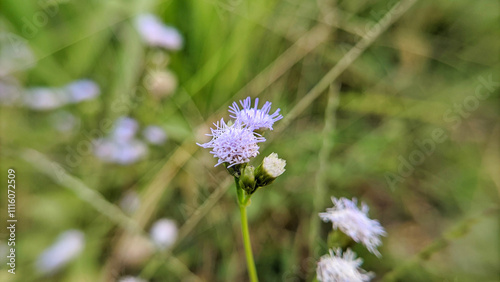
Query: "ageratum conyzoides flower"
229 96 283 131
197 119 265 167
197 96 285 281
319 197 386 257
316 248 373 282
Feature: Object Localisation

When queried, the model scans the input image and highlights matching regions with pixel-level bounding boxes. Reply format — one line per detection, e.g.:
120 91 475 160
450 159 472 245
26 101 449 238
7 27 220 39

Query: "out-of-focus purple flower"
65 79 100 103
134 14 183 50
94 138 148 165
93 138 119 162
112 117 140 142
94 117 151 165
319 197 386 257
150 219 178 250
316 248 373 282
35 230 85 275
197 119 265 167
23 87 68 110
229 97 283 131
143 125 168 145
18 79 100 111
114 140 148 164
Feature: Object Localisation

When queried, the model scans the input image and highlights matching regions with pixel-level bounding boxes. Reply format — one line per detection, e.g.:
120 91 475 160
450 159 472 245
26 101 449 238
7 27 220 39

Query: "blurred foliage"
0 0 499 281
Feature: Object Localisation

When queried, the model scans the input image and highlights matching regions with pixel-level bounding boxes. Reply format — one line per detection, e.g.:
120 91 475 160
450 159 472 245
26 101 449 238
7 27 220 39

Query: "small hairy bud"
255 153 286 187
239 165 256 194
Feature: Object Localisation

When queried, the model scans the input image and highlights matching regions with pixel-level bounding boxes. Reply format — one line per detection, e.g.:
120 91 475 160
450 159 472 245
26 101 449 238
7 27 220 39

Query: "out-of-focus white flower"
143 125 168 145
118 276 148 282
144 70 178 98
0 32 35 76
35 230 85 275
317 248 373 282
119 190 141 215
50 111 80 132
319 198 386 257
112 117 140 142
134 14 183 50
197 119 265 167
150 218 178 250
65 79 100 103
23 87 68 110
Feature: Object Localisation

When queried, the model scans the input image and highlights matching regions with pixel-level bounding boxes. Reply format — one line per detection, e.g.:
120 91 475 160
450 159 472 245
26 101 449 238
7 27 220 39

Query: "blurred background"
0 0 499 281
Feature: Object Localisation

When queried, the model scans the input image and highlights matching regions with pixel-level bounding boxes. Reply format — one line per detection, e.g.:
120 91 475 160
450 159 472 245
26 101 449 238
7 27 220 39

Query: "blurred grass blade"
22 149 144 235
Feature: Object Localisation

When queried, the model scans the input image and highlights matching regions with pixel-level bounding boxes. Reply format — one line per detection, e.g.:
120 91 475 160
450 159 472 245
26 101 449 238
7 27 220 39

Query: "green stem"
239 204 258 282
235 177 258 282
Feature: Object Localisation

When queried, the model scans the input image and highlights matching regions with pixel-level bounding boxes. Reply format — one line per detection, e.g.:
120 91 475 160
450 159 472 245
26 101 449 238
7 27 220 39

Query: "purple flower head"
112 117 139 142
319 197 386 257
197 118 265 167
65 79 100 103
143 125 168 145
229 97 283 131
35 230 85 275
134 14 183 50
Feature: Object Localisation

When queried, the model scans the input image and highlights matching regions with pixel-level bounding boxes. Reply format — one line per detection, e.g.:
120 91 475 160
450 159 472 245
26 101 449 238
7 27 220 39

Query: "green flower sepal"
239 165 257 194
228 153 286 201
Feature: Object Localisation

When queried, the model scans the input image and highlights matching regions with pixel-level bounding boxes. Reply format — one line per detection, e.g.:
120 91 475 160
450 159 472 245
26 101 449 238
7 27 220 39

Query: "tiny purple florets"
197 119 265 167
229 97 283 131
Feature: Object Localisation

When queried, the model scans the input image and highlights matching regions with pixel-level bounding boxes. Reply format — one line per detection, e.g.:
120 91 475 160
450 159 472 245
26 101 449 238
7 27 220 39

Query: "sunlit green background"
1 0 499 281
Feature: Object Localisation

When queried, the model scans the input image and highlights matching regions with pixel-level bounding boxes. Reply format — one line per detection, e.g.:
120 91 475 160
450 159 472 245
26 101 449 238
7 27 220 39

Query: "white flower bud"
255 153 286 187
144 70 177 98
262 153 286 178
